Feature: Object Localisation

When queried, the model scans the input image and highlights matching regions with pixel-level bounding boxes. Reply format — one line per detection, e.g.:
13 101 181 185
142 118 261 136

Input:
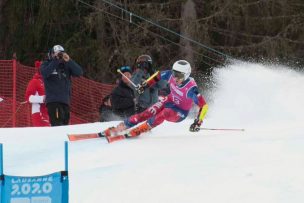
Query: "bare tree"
0 0 8 57
180 0 197 66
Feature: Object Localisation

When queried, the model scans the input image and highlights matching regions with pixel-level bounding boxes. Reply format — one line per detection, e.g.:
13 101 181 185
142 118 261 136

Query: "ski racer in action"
102 60 208 142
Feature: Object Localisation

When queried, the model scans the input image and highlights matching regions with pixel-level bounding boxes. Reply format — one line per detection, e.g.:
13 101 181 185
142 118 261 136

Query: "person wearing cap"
25 60 50 127
110 66 136 119
41 45 83 126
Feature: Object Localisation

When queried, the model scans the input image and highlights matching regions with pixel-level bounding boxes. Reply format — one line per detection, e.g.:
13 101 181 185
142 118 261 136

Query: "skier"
103 60 208 141
25 61 50 127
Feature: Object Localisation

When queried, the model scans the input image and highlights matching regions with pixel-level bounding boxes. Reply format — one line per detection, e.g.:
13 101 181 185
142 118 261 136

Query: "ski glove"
189 119 202 132
135 81 147 95
189 104 208 132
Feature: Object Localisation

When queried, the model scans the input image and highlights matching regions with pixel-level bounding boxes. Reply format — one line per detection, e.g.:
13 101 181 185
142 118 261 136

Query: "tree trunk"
0 0 8 57
180 0 197 66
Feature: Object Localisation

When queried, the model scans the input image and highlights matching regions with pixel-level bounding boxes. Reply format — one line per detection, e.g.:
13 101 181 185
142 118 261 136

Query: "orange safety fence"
0 60 115 127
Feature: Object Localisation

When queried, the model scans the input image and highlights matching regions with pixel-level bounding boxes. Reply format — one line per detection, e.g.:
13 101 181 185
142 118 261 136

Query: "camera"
57 52 64 59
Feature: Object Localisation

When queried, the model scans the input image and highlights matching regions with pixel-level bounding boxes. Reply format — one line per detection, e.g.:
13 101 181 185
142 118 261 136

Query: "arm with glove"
25 78 46 104
135 71 160 94
188 88 208 132
190 104 208 132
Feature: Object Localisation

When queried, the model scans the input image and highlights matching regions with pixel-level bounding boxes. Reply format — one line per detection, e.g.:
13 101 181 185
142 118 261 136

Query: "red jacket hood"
33 73 43 80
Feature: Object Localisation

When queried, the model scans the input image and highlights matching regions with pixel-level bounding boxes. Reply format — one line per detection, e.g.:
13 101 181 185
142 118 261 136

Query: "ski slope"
0 61 304 203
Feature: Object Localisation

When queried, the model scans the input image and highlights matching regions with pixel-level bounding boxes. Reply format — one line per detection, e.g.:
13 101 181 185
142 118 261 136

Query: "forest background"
0 0 303 83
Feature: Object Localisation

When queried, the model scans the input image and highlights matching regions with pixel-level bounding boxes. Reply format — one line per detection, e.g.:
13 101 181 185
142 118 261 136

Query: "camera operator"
131 54 168 113
41 45 83 126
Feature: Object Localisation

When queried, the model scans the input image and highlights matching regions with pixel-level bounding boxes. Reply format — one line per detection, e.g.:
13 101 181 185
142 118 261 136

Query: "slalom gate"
0 142 69 203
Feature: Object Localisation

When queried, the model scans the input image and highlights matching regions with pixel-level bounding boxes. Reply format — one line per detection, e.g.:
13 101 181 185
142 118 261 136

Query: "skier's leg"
103 98 167 137
101 99 165 137
127 107 186 138
148 106 187 127
121 98 166 130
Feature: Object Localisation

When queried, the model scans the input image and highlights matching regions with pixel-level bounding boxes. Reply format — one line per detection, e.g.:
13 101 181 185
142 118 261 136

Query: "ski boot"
106 122 151 143
99 127 118 137
104 122 128 143
125 122 151 138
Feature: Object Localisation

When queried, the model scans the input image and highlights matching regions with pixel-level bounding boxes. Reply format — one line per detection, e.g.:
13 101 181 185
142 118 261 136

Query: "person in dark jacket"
110 66 135 118
99 94 116 122
41 45 83 126
131 54 168 113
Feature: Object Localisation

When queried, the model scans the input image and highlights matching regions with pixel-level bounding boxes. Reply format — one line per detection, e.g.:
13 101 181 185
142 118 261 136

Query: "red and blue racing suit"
124 70 207 129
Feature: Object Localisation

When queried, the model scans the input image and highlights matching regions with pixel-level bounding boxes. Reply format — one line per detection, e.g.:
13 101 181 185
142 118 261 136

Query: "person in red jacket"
25 61 50 127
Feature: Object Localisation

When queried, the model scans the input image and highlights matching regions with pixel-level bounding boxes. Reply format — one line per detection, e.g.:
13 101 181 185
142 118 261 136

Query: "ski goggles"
136 61 150 70
172 70 185 80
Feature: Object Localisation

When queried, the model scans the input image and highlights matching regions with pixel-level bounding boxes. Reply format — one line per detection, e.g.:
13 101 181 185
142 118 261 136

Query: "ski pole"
117 69 138 88
117 69 140 112
117 69 160 88
200 127 245 131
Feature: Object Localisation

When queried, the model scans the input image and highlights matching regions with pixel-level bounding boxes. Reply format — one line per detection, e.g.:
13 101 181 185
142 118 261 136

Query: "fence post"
65 141 68 171
0 143 3 175
12 59 17 127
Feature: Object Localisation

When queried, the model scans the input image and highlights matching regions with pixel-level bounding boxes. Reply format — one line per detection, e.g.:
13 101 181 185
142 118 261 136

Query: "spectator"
41 45 83 126
25 60 50 127
131 54 168 113
99 94 114 122
110 66 136 118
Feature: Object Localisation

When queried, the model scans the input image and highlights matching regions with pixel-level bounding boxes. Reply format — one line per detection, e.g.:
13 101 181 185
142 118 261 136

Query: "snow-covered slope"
0 61 303 203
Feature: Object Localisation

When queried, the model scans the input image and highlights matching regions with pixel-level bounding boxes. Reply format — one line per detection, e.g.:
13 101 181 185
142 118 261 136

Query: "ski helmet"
172 60 191 81
136 54 152 64
135 54 154 74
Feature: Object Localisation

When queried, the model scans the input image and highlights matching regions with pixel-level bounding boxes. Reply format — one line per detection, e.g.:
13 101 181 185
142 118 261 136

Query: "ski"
68 123 150 143
67 127 118 142
106 122 151 143
105 131 135 143
68 133 103 141
67 131 126 143
106 134 126 143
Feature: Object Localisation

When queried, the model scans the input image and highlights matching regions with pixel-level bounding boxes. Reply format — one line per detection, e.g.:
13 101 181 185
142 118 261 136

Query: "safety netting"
0 60 114 127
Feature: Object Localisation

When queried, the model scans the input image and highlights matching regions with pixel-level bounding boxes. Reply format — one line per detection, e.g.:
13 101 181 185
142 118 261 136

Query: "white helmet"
172 60 191 81
52 45 65 54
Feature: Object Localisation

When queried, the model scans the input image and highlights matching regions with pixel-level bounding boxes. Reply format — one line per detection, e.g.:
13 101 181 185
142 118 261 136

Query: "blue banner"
1 171 68 203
